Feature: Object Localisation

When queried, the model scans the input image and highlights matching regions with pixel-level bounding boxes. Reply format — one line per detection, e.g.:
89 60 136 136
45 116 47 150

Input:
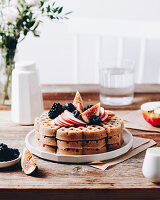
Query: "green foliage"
0 0 72 51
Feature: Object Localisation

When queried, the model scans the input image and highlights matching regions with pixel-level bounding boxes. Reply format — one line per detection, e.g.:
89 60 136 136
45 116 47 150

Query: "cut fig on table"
81 103 100 123
73 91 84 113
141 101 160 127
21 148 38 175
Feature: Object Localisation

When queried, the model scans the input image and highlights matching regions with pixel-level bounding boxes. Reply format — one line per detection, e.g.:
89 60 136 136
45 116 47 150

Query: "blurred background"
18 0 160 85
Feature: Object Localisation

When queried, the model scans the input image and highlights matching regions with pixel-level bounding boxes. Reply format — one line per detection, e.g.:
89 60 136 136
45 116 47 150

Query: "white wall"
18 0 160 84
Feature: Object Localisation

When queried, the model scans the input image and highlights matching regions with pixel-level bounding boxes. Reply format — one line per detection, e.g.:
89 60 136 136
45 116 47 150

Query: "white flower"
10 0 18 6
26 0 40 7
2 7 18 23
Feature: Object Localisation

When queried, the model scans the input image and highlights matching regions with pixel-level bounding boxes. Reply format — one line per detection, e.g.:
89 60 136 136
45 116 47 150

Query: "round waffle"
35 131 40 140
56 125 107 141
36 113 60 136
57 138 106 149
57 145 107 155
107 143 121 151
102 115 124 146
40 135 57 146
34 111 124 155
35 139 57 153
102 115 124 136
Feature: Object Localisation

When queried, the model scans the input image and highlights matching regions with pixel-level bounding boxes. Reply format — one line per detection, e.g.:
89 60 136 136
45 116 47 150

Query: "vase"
0 49 16 105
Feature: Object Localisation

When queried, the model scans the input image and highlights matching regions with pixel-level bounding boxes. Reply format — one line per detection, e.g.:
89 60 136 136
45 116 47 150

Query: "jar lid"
15 61 36 71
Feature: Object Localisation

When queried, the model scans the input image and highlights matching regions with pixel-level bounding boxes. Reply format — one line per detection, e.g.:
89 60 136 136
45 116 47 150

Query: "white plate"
0 153 21 168
25 128 133 163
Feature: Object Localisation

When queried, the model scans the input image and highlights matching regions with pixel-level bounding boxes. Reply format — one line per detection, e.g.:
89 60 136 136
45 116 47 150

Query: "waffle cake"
34 91 124 155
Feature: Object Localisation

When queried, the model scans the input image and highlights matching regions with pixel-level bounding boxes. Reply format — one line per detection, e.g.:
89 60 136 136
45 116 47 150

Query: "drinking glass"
99 60 134 106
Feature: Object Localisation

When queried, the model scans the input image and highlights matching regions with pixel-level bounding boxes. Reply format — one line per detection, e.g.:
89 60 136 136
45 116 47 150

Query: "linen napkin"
123 110 160 132
90 136 156 170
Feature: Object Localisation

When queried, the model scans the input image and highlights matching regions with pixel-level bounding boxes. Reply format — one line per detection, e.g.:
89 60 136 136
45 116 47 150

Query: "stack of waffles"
34 112 124 155
34 113 59 154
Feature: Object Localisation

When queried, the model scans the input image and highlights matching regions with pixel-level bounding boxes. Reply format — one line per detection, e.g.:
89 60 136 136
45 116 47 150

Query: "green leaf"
28 12 33 20
24 29 28 36
64 16 69 20
58 7 63 14
40 1 44 7
49 15 54 20
53 7 59 13
42 8 44 14
47 5 51 13
32 30 40 37
65 11 73 15
26 21 35 29
33 21 41 30
16 19 23 29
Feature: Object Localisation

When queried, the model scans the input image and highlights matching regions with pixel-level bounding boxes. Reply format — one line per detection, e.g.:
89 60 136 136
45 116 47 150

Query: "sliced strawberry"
63 110 86 125
101 111 109 122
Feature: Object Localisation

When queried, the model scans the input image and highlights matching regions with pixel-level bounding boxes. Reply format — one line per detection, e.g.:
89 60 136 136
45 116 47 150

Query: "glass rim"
99 59 135 66
99 59 135 72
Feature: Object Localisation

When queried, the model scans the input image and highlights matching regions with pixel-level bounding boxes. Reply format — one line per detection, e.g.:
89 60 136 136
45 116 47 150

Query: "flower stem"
1 49 15 105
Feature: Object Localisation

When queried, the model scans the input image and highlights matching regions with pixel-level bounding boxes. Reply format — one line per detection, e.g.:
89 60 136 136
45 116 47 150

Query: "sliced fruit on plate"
58 114 74 127
101 111 109 122
81 103 100 123
73 91 84 113
141 101 160 127
99 107 105 118
51 117 59 126
21 148 38 175
63 110 86 125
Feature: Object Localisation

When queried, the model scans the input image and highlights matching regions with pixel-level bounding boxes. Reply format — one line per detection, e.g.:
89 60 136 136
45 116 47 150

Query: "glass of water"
99 60 135 106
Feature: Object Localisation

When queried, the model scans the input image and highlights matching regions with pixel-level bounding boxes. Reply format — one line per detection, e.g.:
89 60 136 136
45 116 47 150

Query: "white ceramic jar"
11 61 43 125
142 147 160 183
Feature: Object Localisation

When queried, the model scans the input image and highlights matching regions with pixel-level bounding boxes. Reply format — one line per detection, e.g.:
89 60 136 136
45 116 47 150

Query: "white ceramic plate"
0 153 21 168
25 128 133 163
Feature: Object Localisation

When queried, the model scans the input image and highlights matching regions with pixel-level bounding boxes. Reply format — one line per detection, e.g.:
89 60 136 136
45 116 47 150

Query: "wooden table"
0 84 160 200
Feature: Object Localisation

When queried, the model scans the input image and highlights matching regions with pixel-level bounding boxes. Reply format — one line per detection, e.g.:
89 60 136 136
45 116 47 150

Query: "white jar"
142 147 160 183
11 61 43 125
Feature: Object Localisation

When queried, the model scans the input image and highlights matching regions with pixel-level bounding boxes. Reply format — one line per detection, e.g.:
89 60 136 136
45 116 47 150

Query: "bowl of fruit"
141 102 160 127
0 143 21 168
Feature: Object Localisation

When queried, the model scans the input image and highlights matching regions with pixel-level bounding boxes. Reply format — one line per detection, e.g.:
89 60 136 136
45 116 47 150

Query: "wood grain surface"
0 85 160 200
1 83 160 111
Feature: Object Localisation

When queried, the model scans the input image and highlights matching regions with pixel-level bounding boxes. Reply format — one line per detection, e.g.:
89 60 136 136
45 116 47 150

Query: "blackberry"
87 104 93 109
48 103 64 119
0 143 7 150
64 103 76 112
73 110 80 118
0 143 20 162
90 116 102 125
0 143 8 162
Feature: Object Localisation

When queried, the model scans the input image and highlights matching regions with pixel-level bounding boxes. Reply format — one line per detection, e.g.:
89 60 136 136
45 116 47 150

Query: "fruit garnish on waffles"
34 91 124 155
48 91 109 127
